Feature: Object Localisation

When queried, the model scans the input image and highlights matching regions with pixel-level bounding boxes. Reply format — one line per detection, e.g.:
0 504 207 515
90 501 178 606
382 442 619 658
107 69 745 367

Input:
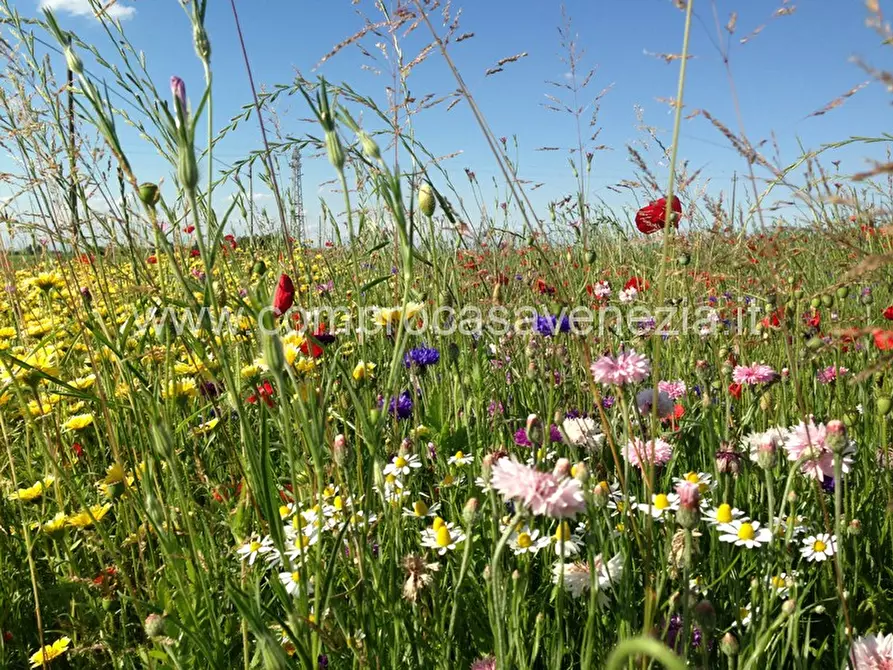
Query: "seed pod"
138 182 160 208
836 286 850 299
419 182 436 217
821 294 834 307
586 250 597 264
877 396 892 416
810 297 822 309
794 289 804 300
861 293 874 305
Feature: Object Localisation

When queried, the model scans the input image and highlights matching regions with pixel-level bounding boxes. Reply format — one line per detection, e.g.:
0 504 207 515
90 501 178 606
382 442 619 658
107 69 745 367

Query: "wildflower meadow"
2 0 893 668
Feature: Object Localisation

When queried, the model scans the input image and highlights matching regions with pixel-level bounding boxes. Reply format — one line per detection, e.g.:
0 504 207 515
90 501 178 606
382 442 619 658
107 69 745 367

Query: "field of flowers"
3 1 893 669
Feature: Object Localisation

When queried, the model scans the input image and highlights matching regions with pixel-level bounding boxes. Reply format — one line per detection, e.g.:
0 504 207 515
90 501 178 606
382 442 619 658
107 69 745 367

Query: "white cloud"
39 0 136 20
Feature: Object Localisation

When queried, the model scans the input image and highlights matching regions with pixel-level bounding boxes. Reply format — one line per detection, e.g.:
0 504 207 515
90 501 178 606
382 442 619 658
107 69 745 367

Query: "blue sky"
7 0 893 238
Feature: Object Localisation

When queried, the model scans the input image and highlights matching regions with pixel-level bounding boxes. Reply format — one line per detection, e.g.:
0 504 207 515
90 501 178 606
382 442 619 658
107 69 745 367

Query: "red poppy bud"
635 196 682 235
273 274 295 317
728 382 742 399
884 305 893 320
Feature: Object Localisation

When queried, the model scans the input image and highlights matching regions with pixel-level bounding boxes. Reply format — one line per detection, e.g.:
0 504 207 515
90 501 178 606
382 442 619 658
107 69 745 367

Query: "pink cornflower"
658 380 687 400
675 481 700 510
850 633 893 669
470 657 497 670
784 417 853 481
732 363 776 385
817 365 848 384
590 350 650 385
622 437 673 470
490 458 585 518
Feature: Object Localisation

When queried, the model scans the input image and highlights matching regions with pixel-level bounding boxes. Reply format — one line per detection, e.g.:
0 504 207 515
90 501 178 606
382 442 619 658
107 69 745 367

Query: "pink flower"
590 350 650 385
817 365 848 384
622 437 673 470
470 657 497 670
658 380 687 399
675 481 700 510
784 417 853 481
490 458 585 518
732 363 776 385
849 632 893 669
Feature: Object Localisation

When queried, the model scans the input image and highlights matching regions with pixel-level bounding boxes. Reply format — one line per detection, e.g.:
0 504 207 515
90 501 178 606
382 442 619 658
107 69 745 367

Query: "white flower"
421 520 466 556
447 450 473 466
509 527 550 556
704 503 744 527
800 533 836 562
717 519 772 548
734 603 756 629
402 499 440 519
236 536 275 566
552 552 623 603
619 287 638 304
551 521 582 557
561 417 604 450
278 569 314 597
767 572 796 598
474 475 492 492
384 453 422 477
635 492 679 520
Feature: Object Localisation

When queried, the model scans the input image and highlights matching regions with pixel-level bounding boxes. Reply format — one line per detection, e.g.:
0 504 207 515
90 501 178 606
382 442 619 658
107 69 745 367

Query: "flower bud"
144 613 166 639
878 396 892 417
525 414 542 446
170 76 187 121
325 130 345 170
782 599 796 617
825 420 848 455
552 458 570 478
463 498 479 527
675 481 701 529
592 480 610 508
720 632 739 657
571 462 588 483
359 131 381 161
138 182 160 208
419 182 436 217
333 434 347 466
193 25 211 62
177 147 199 191
847 519 862 536
693 600 716 635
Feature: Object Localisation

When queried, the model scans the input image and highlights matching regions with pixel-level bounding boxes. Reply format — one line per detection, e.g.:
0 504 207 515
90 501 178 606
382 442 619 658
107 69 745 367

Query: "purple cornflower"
385 391 413 420
601 396 616 409
513 424 563 447
534 313 571 337
404 345 440 368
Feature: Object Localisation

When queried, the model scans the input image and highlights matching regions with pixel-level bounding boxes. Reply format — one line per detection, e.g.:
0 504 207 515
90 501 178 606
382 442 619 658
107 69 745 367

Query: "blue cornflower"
534 313 571 337
404 345 440 368
386 391 413 420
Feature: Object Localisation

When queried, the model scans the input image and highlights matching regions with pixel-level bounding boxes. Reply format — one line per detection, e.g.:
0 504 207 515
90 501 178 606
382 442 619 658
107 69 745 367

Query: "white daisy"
278 569 314 597
716 519 772 548
509 528 550 556
384 453 422 477
236 536 275 566
767 572 796 598
635 492 679 520
800 533 836 562
551 521 583 557
447 450 473 466
402 499 440 519
704 503 745 527
421 519 466 556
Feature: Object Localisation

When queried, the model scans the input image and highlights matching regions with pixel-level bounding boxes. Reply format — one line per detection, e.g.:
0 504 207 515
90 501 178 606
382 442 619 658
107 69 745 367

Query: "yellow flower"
373 302 424 328
192 417 219 436
63 413 95 432
352 361 375 381
102 463 127 486
29 636 70 667
70 374 96 389
38 512 69 535
240 363 261 380
67 503 112 528
31 272 66 292
162 378 198 400
0 326 15 338
8 476 55 502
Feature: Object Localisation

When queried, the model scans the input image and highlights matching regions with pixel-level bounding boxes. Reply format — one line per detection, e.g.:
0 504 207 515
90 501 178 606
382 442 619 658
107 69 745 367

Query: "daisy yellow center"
435 525 452 547
554 522 571 542
413 500 429 516
596 480 609 493
291 571 301 583
249 541 261 552
737 523 755 541
385 474 397 484
334 496 343 510
717 504 733 524
517 532 533 548
394 456 407 469
454 450 464 460
432 516 445 531
685 472 699 483
772 576 786 589
442 474 454 486
813 539 827 552
654 494 670 510
739 607 749 620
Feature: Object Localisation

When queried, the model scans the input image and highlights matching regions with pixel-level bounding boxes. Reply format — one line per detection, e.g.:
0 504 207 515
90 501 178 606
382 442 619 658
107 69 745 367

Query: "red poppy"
272 274 295 316
71 442 84 459
247 380 276 407
190 248 201 258
146 255 157 264
534 278 555 295
874 329 893 351
883 305 893 321
635 196 682 235
728 383 742 399
300 324 335 359
184 225 195 234
624 276 650 292
761 308 784 329
224 234 238 249
3 632 12 642
804 311 821 328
